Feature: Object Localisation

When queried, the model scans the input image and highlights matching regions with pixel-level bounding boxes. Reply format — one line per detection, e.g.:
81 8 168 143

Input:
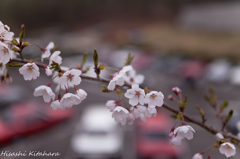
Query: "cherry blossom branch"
8 57 240 143
10 58 47 68
162 103 240 142
1 20 238 158
80 74 116 84
67 76 240 143
18 48 24 61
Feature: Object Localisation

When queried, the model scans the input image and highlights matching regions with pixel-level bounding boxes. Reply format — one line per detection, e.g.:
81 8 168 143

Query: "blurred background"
0 0 240 158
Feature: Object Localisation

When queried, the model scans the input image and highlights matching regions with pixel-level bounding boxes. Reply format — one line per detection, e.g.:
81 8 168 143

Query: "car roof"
80 105 118 131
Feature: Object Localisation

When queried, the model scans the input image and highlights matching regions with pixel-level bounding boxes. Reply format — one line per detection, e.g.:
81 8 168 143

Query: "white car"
205 59 231 82
71 105 123 159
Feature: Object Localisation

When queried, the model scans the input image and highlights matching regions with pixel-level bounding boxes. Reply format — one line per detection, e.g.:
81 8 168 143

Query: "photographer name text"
0 150 61 157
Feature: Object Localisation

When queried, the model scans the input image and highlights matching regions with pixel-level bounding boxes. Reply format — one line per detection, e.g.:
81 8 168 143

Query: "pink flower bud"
172 87 181 95
169 131 174 138
168 95 174 100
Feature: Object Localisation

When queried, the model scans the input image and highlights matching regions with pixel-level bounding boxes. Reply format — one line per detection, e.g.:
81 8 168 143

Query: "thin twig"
10 58 47 68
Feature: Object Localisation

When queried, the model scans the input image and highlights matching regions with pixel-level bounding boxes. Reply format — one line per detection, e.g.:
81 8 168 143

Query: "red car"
135 110 184 159
0 101 74 145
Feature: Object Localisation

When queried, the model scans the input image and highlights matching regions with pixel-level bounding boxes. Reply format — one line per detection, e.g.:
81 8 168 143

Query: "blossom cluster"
15 35 87 110
107 65 144 90
105 65 164 125
29 50 88 110
0 21 18 84
105 67 198 149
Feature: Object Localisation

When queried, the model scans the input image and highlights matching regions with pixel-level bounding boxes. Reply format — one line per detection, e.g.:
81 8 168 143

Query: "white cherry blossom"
107 65 133 91
76 89 87 100
50 100 61 110
219 142 236 158
0 42 11 64
9 48 18 59
106 100 117 112
45 66 53 76
108 74 126 90
140 114 146 122
33 85 55 103
52 66 70 89
52 66 69 81
42 42 54 61
145 91 164 108
119 65 133 75
6 41 19 59
49 51 62 66
0 25 14 42
19 62 40 80
139 114 146 122
112 106 129 126
0 22 11 32
60 93 81 109
54 73 74 92
124 84 145 106
192 153 203 159
132 105 146 119
145 107 157 118
174 125 195 140
127 113 135 125
55 83 74 92
58 69 82 86
126 69 144 85
169 134 182 147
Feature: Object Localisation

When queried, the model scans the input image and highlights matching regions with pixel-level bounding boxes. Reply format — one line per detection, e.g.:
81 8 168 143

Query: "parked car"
71 105 124 159
205 59 231 82
229 65 240 85
135 110 184 159
0 101 74 145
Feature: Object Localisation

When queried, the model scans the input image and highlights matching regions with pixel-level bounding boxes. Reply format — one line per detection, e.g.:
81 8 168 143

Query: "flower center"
150 94 157 100
67 74 74 81
0 32 5 37
135 91 141 97
130 78 134 83
226 145 232 149
27 65 34 71
3 47 8 54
